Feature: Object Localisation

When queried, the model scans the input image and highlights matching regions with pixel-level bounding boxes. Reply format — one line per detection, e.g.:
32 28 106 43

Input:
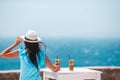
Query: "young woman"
0 30 60 80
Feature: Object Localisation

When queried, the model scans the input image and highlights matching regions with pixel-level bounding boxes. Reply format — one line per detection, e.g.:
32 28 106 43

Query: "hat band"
25 37 38 41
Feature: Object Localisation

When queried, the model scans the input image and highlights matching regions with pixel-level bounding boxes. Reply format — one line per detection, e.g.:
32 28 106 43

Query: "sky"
0 0 120 38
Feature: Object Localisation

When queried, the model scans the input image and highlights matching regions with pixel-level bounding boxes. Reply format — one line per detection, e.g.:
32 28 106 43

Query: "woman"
0 30 60 80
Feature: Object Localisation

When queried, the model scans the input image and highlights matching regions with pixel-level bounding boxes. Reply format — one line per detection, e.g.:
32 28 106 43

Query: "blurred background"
0 0 120 70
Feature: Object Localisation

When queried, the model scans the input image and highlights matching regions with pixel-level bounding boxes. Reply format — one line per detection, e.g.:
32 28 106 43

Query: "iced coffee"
55 59 60 70
55 59 60 65
69 59 74 71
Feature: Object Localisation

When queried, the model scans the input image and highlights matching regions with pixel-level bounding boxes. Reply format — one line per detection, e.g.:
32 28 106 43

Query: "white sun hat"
21 30 41 43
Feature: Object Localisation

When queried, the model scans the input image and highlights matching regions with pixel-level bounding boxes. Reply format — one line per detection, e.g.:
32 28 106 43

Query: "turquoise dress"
18 47 46 80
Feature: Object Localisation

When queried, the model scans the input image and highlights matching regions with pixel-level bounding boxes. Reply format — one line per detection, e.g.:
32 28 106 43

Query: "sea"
0 37 120 70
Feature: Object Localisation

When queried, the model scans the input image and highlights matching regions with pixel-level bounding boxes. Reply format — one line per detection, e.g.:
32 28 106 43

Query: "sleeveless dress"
18 47 46 80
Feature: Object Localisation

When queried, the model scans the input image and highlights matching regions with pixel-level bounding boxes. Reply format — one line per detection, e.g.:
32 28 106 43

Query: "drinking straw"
56 54 59 59
68 54 71 60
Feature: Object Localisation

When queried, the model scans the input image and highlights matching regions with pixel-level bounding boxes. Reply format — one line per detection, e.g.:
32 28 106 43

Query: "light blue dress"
18 47 46 80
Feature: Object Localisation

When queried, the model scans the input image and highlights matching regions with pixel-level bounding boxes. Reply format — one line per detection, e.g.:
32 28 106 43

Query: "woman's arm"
0 50 18 58
0 37 23 58
45 55 60 72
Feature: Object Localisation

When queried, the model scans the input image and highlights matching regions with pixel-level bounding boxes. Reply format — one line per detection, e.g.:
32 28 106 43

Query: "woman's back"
18 47 46 80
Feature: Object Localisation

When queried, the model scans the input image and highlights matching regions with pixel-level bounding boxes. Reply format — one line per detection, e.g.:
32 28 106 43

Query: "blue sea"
0 37 120 70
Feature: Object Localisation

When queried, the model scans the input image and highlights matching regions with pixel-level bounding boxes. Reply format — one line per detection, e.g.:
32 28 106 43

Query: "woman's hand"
14 36 23 46
53 64 60 72
45 55 61 72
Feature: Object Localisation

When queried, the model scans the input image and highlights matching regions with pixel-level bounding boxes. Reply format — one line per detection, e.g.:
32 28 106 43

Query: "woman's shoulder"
40 50 45 53
18 47 26 56
40 50 46 56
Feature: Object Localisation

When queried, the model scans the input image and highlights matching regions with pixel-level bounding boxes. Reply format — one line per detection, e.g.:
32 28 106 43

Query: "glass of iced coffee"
55 59 60 65
55 58 61 71
69 59 74 71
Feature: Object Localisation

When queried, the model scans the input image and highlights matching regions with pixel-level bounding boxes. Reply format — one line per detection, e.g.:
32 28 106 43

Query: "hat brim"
21 36 41 43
